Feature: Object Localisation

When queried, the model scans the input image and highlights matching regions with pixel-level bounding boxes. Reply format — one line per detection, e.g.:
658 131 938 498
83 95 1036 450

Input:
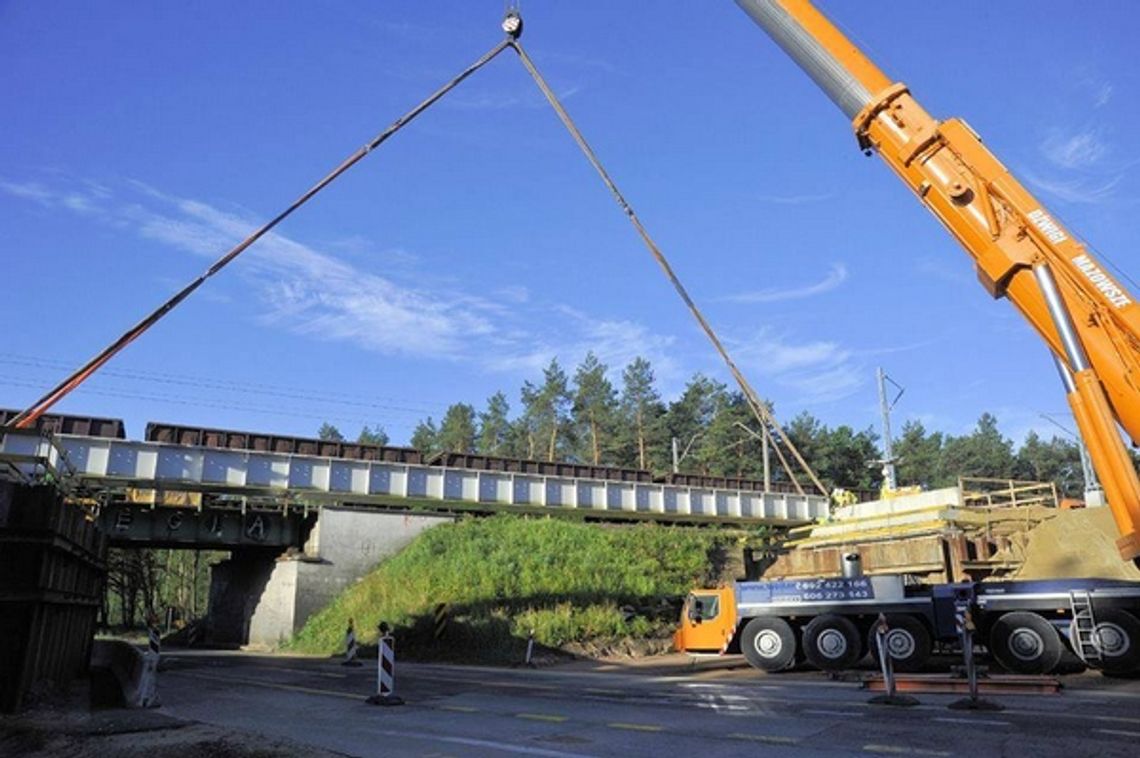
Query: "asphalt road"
158 651 1140 757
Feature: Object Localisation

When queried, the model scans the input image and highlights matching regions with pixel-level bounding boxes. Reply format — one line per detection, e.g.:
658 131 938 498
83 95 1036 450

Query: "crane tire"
989 611 1063 675
802 614 862 671
867 614 932 673
1087 609 1140 676
740 617 797 672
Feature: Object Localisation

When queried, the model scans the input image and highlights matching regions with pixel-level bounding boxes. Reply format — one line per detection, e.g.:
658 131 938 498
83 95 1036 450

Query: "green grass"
288 515 738 663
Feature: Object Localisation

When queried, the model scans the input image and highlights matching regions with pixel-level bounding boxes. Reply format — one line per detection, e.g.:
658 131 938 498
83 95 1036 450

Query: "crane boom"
735 0 1140 561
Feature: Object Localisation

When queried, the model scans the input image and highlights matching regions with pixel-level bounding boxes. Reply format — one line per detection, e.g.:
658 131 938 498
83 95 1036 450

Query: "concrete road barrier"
90 639 160 708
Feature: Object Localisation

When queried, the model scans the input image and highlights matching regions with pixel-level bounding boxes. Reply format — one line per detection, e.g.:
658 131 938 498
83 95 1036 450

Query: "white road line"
1095 728 1140 738
372 729 596 758
803 709 860 717
864 745 950 757
1064 689 1140 701
1002 709 1140 727
932 716 1010 727
170 671 359 700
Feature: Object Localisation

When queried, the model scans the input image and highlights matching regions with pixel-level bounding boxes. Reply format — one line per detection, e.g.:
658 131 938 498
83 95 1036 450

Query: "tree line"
319 353 1091 497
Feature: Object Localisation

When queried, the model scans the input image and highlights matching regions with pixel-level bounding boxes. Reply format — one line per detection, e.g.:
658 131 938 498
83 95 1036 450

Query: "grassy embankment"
289 515 742 664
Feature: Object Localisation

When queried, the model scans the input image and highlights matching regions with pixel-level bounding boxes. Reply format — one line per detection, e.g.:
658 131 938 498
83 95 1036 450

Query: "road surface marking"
1067 689 1140 701
728 733 799 745
864 745 950 757
1095 728 1140 738
932 717 1010 727
1004 708 1140 727
517 713 569 723
803 708 859 717
171 671 359 701
415 673 565 694
371 729 592 758
607 722 664 732
1079 714 1140 726
439 705 479 713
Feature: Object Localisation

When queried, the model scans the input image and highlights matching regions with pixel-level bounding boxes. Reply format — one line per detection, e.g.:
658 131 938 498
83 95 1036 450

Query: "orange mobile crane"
734 0 1140 562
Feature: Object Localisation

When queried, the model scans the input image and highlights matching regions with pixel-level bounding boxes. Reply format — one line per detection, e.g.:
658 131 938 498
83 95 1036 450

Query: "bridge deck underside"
1 434 828 526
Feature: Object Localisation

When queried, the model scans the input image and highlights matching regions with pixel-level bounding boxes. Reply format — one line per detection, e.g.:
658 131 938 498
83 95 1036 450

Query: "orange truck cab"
674 586 738 655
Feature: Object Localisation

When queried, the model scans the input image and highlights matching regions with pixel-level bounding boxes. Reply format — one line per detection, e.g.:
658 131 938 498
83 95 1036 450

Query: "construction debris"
1011 506 1140 582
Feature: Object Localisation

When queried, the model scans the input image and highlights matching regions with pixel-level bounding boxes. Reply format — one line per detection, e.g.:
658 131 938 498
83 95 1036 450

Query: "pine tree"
438 403 477 454
894 420 947 488
410 418 440 455
477 392 512 457
665 375 726 473
1014 432 1083 496
520 359 573 462
357 424 389 446
942 413 1015 480
572 352 618 465
317 422 344 441
699 390 758 478
619 357 664 470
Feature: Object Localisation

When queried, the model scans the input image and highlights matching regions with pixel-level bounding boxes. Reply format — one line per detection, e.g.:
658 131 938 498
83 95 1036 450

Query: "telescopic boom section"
736 0 1140 560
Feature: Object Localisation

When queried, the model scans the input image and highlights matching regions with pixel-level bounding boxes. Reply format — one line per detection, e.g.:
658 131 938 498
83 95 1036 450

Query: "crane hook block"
502 11 523 39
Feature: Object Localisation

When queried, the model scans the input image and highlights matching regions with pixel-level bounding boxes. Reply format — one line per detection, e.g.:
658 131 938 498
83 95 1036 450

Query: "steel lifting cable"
508 38 828 498
10 10 829 500
5 37 514 431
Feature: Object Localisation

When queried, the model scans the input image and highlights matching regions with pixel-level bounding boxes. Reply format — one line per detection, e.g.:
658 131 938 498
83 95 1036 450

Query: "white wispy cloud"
915 256 971 285
1 177 676 375
441 84 582 111
484 304 679 383
721 263 847 304
1093 82 1113 109
755 192 834 205
1041 129 1108 169
732 327 863 405
1023 171 1121 205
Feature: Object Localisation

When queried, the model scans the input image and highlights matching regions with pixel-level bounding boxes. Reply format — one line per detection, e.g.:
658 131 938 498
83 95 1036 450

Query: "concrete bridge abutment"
207 508 452 648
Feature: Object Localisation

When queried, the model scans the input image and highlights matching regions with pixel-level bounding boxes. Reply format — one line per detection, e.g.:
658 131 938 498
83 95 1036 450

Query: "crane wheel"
989 611 1063 675
802 614 862 671
866 614 932 673
740 617 797 672
1087 609 1140 676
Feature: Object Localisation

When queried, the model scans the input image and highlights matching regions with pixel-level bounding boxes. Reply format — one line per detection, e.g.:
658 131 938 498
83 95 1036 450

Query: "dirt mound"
1012 507 1140 581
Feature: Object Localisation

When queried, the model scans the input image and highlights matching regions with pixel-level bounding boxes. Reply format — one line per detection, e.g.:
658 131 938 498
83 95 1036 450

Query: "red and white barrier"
366 622 404 706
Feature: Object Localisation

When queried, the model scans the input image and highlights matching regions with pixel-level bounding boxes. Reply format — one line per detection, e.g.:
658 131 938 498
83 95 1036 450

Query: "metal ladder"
1069 590 1101 664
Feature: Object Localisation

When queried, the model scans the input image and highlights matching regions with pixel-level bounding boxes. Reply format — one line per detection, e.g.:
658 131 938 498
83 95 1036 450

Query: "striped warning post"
433 603 448 640
342 619 362 667
867 613 918 707
949 599 1003 711
525 628 536 667
137 624 161 708
148 625 161 658
366 622 404 706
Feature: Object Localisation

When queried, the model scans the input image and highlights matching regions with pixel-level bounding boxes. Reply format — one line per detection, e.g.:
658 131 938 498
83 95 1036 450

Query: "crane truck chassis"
675 565 1140 676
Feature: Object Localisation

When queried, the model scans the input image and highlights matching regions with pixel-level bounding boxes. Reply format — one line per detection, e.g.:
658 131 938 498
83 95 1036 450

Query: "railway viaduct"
0 413 827 707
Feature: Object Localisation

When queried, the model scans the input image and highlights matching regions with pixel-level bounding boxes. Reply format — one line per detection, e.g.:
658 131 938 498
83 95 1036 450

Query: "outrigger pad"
366 694 405 706
868 693 920 707
948 696 1004 711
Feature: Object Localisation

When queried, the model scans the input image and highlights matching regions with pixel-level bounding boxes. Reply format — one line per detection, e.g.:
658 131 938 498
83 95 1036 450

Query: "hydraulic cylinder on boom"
735 0 1140 562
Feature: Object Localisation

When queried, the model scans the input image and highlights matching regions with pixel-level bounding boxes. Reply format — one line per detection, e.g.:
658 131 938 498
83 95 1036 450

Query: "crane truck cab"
676 568 1140 676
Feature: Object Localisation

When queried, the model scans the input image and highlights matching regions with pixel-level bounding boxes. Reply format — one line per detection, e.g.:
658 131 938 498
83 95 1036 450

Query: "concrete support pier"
208 508 452 648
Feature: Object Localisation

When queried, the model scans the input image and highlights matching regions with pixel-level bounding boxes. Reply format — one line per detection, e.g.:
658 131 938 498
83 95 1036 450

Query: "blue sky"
2 1 1137 448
